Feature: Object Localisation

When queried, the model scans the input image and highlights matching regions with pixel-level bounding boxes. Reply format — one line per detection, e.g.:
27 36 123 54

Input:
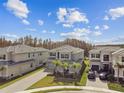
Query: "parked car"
88 70 96 79
99 72 109 80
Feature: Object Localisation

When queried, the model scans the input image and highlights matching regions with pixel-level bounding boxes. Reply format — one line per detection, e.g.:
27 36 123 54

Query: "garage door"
91 65 99 71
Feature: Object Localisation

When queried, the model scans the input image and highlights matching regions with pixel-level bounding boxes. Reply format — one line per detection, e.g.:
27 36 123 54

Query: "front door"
103 64 109 71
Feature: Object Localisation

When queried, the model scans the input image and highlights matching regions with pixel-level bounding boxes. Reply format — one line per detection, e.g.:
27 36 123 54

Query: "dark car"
88 71 96 79
99 72 109 80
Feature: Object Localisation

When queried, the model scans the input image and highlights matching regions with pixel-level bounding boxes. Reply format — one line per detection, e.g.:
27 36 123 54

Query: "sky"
0 0 124 44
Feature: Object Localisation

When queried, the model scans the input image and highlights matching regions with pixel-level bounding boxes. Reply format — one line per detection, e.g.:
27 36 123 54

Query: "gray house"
89 47 120 71
0 45 49 79
49 45 84 61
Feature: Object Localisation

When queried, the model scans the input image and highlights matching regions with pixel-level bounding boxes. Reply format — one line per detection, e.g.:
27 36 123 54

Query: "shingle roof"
0 45 48 54
89 46 121 53
112 48 124 55
50 45 84 53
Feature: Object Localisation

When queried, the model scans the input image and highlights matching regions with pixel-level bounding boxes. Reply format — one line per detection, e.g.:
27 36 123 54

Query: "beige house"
112 49 124 79
49 45 84 61
0 45 49 79
89 47 120 71
47 45 84 70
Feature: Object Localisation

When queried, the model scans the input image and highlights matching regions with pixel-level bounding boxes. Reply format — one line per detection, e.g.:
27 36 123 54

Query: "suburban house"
112 49 124 80
47 45 84 70
49 45 84 61
89 46 121 71
0 45 49 79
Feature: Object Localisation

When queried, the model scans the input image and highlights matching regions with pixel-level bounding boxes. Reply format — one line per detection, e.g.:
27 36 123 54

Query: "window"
50 52 56 56
103 55 109 61
30 63 33 68
28 53 30 58
33 53 35 57
61 54 69 59
39 53 42 56
91 54 95 58
0 55 6 60
123 71 124 76
96 54 100 58
122 57 124 62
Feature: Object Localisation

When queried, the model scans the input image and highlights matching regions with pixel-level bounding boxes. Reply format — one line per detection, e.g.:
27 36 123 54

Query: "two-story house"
89 47 120 71
112 49 124 80
0 45 49 79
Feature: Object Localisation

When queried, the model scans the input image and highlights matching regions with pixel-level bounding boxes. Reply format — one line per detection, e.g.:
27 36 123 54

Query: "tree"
62 62 69 77
72 62 81 78
0 66 6 79
52 60 62 75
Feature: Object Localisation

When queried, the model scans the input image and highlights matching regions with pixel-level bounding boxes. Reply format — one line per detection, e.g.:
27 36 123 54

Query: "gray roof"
89 46 121 53
50 45 84 53
0 45 48 54
112 48 124 55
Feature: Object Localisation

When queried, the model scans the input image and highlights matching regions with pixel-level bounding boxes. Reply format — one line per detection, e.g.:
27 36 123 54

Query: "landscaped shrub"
107 74 114 82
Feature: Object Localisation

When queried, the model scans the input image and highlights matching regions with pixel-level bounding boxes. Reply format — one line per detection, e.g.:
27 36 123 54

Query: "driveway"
86 77 108 89
0 69 48 93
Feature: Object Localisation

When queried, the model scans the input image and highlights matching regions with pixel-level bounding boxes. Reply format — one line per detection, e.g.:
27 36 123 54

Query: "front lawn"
28 60 89 89
28 75 76 89
108 82 124 92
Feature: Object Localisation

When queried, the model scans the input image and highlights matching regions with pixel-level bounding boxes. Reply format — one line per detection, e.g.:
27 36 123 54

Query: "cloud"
48 12 52 16
103 25 109 30
25 28 36 31
105 7 124 20
103 15 109 20
60 28 90 40
22 19 30 25
5 0 29 19
93 31 102 36
57 8 89 27
38 20 44 26
5 0 30 25
94 25 100 30
42 30 55 34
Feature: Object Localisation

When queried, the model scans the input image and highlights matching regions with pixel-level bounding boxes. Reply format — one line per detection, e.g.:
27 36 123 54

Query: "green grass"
79 60 89 86
108 82 124 92
28 75 76 89
0 67 44 89
32 88 82 93
28 60 89 89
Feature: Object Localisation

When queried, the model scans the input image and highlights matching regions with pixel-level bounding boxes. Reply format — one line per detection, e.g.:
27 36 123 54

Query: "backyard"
28 59 89 89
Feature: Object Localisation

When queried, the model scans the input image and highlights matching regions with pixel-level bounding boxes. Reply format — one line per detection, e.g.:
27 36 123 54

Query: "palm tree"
62 62 69 77
72 62 81 78
52 60 62 75
0 66 6 79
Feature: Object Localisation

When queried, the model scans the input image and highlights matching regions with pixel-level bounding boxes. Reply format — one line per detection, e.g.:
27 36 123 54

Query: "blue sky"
0 0 124 44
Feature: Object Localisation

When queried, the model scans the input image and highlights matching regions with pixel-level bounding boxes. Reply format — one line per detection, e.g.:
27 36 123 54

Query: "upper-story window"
39 53 42 56
96 54 100 58
122 57 124 62
61 54 69 59
103 55 109 61
50 52 56 56
28 53 30 58
91 54 95 58
33 53 35 57
0 55 6 60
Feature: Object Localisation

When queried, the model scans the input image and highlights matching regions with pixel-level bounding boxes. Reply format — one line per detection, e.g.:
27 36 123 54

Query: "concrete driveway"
86 77 108 89
0 69 48 93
